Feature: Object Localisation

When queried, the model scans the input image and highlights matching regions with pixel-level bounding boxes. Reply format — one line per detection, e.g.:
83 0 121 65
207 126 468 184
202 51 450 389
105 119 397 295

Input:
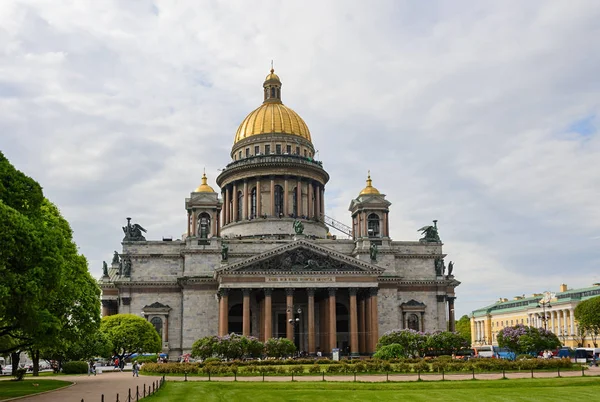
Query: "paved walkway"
8 372 162 402
7 365 600 401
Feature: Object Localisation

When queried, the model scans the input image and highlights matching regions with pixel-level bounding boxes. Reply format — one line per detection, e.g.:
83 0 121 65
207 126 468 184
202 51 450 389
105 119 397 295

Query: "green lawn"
143 377 600 402
0 379 72 400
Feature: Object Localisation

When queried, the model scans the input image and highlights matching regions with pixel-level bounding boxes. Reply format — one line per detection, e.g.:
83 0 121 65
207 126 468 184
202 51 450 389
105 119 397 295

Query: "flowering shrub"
264 338 296 358
376 329 468 358
191 334 264 360
497 324 561 356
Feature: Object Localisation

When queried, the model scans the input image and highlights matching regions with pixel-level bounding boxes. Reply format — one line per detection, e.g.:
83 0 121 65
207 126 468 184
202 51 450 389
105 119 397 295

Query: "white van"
474 345 495 358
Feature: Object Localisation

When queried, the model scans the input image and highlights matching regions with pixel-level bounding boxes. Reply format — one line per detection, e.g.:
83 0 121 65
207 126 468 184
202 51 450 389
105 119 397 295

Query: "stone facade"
100 68 460 359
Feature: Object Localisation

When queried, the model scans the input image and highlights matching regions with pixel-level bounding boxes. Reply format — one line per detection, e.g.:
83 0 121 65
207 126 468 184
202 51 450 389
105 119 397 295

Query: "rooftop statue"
102 261 108 277
447 261 454 276
370 243 378 261
221 243 229 261
112 251 120 265
434 258 445 276
418 220 441 243
293 219 304 235
123 257 132 277
122 217 147 241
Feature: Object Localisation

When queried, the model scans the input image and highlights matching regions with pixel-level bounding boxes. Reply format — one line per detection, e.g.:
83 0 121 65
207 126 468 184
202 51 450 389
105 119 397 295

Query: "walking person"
132 361 140 377
88 360 96 376
119 358 125 372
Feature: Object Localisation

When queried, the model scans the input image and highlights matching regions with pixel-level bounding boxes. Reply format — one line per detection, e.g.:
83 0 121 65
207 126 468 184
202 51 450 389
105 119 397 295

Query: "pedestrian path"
9 371 161 402
7 365 600 401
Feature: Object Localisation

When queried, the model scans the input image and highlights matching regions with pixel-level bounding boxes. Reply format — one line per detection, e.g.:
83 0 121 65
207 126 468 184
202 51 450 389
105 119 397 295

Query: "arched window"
198 212 211 238
250 187 257 218
368 213 380 237
292 188 298 217
274 185 284 216
237 191 243 221
407 314 419 331
270 87 275 98
151 317 163 337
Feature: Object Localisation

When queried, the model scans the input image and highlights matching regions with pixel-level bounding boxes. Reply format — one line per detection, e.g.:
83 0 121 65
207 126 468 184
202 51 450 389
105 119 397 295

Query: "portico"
216 240 383 355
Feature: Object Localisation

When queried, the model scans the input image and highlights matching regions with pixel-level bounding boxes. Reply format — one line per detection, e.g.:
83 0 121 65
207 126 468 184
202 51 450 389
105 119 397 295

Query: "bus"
575 348 600 364
474 345 494 358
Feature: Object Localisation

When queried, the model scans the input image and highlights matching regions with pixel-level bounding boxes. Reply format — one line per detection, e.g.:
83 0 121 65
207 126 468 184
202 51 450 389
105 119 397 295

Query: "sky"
1 0 599 319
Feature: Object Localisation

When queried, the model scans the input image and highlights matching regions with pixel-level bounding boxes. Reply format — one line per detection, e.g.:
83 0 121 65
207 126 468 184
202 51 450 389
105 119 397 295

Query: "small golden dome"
265 68 280 82
359 172 380 196
195 172 215 193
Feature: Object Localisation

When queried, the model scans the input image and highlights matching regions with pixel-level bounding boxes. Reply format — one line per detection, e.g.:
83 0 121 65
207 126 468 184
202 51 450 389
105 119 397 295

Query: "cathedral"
100 68 460 358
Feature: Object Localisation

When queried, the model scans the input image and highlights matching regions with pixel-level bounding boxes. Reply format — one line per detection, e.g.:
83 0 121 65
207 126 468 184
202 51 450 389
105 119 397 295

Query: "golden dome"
195 172 215 193
265 68 280 82
234 103 311 144
233 68 312 145
359 172 380 196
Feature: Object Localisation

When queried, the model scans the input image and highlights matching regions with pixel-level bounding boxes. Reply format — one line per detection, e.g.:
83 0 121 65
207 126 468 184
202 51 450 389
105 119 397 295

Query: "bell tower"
349 172 391 257
185 172 222 239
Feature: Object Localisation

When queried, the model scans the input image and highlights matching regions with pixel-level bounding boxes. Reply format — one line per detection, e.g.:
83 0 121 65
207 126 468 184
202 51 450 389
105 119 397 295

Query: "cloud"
1 0 599 318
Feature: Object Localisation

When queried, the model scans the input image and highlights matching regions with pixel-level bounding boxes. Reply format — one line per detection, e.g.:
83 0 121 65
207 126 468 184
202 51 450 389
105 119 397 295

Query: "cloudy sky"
1 0 599 318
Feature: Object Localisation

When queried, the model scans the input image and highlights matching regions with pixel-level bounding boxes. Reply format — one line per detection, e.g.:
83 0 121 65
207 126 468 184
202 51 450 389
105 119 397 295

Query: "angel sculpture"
122 217 147 241
418 220 441 243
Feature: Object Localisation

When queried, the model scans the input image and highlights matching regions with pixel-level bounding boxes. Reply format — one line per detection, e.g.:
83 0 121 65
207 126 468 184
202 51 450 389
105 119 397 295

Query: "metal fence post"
558 367 561 378
354 372 356 382
136 385 139 401
418 370 421 381
472 368 475 380
530 369 534 378
442 369 444 381
386 372 389 382
128 388 131 402
322 371 325 382
582 366 585 377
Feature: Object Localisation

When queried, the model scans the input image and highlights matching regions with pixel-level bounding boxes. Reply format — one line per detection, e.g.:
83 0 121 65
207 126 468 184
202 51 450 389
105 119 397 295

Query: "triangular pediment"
402 299 426 307
218 240 384 275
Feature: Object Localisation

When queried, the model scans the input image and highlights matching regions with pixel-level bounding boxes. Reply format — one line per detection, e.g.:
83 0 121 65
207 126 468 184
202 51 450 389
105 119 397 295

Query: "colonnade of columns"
217 287 380 355
529 308 577 335
221 176 325 226
473 319 491 344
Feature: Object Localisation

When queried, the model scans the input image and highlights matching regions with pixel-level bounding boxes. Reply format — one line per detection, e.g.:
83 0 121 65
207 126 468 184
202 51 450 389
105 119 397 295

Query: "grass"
143 377 600 402
0 379 72 400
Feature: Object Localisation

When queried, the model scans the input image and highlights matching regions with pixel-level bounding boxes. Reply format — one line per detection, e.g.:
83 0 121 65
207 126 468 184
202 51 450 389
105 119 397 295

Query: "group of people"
87 357 141 376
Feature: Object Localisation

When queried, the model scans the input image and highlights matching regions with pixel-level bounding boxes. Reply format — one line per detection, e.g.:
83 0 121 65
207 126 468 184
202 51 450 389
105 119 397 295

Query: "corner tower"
216 68 329 238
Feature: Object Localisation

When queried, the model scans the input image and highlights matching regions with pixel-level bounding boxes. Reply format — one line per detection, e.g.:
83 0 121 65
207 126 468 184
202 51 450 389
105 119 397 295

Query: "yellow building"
471 283 600 348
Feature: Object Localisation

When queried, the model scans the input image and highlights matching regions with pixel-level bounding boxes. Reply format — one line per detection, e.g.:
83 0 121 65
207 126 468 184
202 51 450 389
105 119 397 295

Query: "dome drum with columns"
100 67 460 359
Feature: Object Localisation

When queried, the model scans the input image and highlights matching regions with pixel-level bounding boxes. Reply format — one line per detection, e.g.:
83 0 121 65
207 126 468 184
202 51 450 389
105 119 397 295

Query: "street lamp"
287 307 302 356
536 296 553 331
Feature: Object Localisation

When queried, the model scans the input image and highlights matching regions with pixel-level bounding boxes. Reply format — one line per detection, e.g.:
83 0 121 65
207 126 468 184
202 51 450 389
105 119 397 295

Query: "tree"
575 296 600 347
264 338 295 358
497 324 561 355
455 315 472 343
1 152 100 376
426 331 469 356
376 329 427 358
100 314 161 361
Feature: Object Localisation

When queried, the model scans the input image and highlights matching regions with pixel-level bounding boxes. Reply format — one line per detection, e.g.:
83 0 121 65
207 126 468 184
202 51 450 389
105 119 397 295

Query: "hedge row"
141 357 576 375
62 361 89 374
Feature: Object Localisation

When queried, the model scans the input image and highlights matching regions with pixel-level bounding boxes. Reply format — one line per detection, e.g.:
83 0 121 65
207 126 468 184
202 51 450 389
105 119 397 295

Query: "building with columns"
100 68 460 358
471 283 600 349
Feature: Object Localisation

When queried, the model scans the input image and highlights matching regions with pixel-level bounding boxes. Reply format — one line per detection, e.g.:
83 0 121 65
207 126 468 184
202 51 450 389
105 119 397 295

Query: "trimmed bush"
413 360 430 373
308 364 322 374
289 365 304 374
62 361 89 374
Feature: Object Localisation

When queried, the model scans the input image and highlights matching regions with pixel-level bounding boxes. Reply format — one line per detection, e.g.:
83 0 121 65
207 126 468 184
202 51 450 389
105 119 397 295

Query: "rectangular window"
254 145 260 155
238 151 242 160
276 144 282 154
286 145 291 154
296 146 300 155
265 145 271 154
245 148 249 157
304 150 307 157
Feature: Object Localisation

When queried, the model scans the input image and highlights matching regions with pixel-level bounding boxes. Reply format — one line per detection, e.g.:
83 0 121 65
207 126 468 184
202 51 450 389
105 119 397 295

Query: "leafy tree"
455 315 472 343
376 329 427 358
100 314 161 361
426 331 469 356
575 296 600 347
1 152 100 375
264 338 296 358
497 324 561 355
192 334 264 360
